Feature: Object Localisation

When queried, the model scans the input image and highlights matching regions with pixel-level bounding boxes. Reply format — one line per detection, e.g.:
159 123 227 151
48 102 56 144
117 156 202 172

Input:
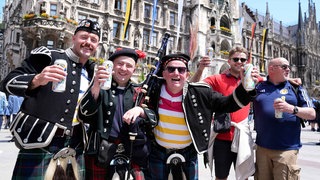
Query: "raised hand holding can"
243 63 255 91
52 59 67 92
100 60 113 90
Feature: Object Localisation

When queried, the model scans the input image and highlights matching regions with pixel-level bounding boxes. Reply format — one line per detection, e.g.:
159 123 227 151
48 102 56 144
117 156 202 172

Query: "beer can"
52 59 67 92
206 47 214 66
243 64 255 91
100 60 113 90
274 97 284 118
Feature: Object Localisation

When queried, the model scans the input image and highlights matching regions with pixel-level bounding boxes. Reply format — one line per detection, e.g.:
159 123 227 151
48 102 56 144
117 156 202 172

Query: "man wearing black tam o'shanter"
0 19 101 179
123 53 259 179
78 47 157 179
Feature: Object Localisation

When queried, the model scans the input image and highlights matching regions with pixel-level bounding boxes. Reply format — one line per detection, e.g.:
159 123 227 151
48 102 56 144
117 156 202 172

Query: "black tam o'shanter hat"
74 19 101 38
160 53 190 68
109 48 146 62
157 53 190 76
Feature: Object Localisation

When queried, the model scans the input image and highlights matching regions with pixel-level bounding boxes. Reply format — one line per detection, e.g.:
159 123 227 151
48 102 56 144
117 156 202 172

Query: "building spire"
297 0 305 46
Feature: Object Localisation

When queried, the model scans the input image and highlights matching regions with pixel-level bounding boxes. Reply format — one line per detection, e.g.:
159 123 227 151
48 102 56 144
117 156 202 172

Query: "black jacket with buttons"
147 79 253 154
78 80 157 154
1 47 95 131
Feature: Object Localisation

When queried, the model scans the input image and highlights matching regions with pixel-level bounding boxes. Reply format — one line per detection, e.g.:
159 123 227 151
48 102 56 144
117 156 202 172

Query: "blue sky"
0 1 4 22
241 0 320 26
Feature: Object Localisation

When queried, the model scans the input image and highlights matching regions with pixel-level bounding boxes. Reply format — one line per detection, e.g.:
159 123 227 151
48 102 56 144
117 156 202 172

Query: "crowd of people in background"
1 19 320 180
0 92 23 131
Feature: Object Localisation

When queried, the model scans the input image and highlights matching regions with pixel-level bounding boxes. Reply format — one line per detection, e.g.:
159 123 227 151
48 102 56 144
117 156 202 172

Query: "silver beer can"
52 59 67 92
274 96 286 118
100 60 113 90
243 64 255 91
206 47 214 66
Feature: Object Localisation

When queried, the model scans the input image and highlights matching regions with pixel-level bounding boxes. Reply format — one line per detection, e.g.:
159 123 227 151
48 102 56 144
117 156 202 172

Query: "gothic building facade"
1 0 320 92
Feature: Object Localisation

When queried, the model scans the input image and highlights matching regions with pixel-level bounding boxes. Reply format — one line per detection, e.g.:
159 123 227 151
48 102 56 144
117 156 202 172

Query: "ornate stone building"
1 0 320 91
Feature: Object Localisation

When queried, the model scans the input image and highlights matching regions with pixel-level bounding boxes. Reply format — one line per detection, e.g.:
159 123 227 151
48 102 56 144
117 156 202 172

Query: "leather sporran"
97 139 117 167
213 113 231 133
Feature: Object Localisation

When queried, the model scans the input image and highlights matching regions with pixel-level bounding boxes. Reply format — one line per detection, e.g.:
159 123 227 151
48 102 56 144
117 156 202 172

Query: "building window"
144 4 151 19
155 7 159 20
115 0 122 10
122 24 129 40
168 37 174 53
113 22 121 38
89 17 98 22
78 14 87 21
16 33 20 43
170 12 175 26
47 40 54 48
151 32 157 46
143 29 150 46
92 0 99 4
50 4 57 16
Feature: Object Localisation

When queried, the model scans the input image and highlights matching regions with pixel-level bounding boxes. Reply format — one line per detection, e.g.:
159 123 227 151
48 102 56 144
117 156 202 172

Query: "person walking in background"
203 46 255 180
4 95 24 129
253 57 316 180
310 97 320 132
78 48 156 179
124 53 259 179
0 91 8 130
0 19 101 179
311 97 320 145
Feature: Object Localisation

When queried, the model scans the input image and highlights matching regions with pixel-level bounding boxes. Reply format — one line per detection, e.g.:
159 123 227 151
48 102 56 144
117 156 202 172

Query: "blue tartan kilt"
11 137 85 180
12 149 85 180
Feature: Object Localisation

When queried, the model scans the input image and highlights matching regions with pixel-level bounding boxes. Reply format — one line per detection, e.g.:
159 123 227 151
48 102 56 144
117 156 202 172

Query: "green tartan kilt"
12 148 85 180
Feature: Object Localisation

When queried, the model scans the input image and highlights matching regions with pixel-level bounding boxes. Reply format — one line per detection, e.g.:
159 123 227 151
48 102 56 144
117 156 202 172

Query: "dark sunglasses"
166 66 187 74
77 19 101 32
232 58 247 63
275 64 291 70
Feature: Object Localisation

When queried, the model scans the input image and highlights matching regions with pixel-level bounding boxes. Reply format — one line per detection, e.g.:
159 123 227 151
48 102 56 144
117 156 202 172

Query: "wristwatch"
293 106 299 114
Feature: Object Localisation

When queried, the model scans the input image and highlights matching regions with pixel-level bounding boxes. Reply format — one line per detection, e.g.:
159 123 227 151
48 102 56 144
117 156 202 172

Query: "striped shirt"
154 85 192 149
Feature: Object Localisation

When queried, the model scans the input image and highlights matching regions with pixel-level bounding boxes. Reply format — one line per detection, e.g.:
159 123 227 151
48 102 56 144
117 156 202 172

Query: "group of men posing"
0 19 315 180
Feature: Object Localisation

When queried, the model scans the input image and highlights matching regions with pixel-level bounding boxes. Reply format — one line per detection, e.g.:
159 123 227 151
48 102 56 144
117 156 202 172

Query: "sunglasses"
274 64 291 70
77 19 101 33
232 58 247 63
166 66 187 74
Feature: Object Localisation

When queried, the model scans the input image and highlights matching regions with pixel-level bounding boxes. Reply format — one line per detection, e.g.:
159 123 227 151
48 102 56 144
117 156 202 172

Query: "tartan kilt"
11 136 85 180
85 154 145 180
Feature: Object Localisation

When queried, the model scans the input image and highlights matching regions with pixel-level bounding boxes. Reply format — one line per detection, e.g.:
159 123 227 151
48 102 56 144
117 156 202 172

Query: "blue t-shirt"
253 79 313 150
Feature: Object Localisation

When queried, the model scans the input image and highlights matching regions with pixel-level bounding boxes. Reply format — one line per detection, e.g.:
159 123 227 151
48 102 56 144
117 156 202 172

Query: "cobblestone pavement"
1 123 320 180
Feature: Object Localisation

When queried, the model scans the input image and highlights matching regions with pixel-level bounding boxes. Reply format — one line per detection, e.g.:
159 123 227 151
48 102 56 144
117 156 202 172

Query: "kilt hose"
11 136 85 180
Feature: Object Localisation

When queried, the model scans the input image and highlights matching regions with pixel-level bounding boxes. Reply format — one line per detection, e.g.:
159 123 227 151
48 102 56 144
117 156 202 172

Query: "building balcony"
22 17 77 32
21 16 77 49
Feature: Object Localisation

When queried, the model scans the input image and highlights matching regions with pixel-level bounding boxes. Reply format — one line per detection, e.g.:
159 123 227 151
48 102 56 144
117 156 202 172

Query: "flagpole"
260 28 268 73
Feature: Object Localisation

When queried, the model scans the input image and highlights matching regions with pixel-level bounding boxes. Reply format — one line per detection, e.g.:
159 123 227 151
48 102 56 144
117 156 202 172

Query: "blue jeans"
148 142 198 180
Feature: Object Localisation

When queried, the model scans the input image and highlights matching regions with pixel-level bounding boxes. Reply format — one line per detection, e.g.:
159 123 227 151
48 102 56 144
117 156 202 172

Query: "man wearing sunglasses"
124 53 259 179
253 57 316 180
0 19 101 179
201 46 255 180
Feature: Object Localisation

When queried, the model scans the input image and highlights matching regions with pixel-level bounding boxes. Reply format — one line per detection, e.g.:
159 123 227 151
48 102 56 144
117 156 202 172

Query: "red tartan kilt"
85 154 145 180
85 155 108 180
